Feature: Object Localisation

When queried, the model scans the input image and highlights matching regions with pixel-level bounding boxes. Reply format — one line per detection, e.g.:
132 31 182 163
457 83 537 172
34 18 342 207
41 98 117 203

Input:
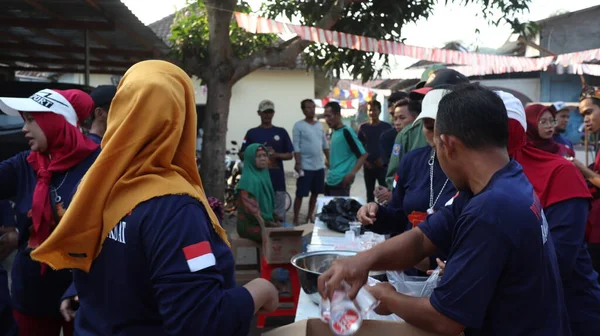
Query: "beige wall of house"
227 68 315 171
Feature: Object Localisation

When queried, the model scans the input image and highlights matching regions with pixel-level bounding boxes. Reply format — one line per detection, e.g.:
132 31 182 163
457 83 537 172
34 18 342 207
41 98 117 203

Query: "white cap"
413 89 449 124
0 89 78 127
494 90 526 131
553 101 568 112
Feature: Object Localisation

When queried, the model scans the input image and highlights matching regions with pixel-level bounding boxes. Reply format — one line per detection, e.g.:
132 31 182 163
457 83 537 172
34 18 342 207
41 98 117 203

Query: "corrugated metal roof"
0 0 170 77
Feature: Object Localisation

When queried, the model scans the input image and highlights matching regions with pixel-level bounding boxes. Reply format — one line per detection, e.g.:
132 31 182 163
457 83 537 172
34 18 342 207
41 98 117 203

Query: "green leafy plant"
169 0 532 200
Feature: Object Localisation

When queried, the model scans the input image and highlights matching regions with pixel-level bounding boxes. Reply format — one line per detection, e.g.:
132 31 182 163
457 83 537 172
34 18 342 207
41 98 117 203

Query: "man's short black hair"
388 91 408 105
325 101 341 114
300 99 314 110
393 98 421 118
436 83 508 150
368 100 381 112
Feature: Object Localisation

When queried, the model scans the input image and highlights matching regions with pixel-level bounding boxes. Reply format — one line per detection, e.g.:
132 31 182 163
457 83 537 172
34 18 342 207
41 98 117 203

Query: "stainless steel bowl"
291 250 387 305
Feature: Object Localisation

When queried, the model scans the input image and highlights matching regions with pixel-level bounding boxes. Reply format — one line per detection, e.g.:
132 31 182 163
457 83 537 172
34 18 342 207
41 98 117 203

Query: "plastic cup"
344 230 356 242
348 222 361 237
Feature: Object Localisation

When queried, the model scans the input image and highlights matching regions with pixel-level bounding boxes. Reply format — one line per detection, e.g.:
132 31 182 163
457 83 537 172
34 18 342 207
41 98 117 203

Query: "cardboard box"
262 227 304 264
296 223 315 238
264 319 455 336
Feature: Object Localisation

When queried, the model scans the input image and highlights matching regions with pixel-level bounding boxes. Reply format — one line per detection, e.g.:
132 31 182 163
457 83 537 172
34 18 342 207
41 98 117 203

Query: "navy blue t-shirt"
72 195 254 336
0 265 16 336
358 121 392 163
378 128 397 166
241 126 293 192
372 146 456 236
419 160 570 336
0 149 100 317
427 182 600 335
0 200 15 227
87 133 102 145
540 199 600 335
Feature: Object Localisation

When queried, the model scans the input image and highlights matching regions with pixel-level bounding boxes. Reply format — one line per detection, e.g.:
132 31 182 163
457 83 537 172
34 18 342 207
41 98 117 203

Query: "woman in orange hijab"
32 61 278 335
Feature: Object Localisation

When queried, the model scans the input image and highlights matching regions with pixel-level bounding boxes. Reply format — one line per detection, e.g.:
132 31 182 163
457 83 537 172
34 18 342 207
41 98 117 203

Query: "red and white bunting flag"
234 12 600 77
183 241 216 272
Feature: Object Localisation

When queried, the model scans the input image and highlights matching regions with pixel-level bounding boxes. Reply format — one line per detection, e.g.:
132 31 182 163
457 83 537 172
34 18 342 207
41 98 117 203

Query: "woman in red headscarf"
498 91 600 335
525 104 575 158
0 89 99 336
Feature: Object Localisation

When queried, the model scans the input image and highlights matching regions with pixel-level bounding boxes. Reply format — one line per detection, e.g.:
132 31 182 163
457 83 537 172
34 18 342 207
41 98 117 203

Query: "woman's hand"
357 203 379 225
60 296 79 322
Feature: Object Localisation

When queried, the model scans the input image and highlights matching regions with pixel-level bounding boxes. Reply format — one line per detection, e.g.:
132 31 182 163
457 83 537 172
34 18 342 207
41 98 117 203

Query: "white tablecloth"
294 196 363 322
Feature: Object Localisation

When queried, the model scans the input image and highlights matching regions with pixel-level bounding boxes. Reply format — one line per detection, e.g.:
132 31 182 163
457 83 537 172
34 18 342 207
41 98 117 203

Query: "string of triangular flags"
235 12 600 77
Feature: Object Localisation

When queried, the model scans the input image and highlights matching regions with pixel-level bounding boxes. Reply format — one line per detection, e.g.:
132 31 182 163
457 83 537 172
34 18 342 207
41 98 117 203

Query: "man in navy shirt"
319 84 570 336
240 100 293 220
358 100 391 202
87 85 116 144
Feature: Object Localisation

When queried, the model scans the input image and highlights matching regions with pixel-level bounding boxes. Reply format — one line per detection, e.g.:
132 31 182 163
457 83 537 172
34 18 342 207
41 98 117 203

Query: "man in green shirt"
324 102 368 196
385 68 470 189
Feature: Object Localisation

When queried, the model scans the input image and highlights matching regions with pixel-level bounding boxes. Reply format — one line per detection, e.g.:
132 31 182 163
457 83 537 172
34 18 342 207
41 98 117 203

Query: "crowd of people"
0 59 600 336
319 74 600 335
0 61 281 336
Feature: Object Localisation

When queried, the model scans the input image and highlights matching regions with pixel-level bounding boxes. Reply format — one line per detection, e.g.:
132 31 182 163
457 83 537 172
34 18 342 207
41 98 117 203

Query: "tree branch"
231 0 353 83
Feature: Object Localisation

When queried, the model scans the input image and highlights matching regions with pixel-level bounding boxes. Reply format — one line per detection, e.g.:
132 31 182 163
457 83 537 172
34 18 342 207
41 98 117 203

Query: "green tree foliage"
168 0 532 200
170 1 279 81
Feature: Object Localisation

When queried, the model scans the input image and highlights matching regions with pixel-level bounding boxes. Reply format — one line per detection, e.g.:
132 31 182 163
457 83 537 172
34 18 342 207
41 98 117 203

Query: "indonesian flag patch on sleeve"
183 241 216 272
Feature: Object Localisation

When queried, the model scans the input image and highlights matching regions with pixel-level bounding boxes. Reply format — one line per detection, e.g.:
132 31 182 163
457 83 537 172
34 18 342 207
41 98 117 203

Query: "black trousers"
363 165 387 203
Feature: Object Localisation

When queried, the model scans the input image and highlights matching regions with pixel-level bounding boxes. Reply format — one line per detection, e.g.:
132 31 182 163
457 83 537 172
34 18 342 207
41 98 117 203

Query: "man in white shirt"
292 99 330 225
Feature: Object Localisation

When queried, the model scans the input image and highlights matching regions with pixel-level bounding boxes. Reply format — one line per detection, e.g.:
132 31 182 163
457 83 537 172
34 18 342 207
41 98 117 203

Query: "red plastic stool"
256 256 301 328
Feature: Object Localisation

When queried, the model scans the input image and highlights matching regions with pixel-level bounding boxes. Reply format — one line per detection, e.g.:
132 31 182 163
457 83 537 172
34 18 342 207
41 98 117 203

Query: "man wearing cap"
240 100 293 221
384 69 469 189
550 101 574 149
87 85 117 144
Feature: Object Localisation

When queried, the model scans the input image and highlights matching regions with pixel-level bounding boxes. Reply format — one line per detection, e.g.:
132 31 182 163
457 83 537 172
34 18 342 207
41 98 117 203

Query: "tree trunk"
200 77 232 201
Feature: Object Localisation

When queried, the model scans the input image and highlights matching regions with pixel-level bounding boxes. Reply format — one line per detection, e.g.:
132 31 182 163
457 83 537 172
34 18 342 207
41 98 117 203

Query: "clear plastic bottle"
320 282 380 335
328 290 362 335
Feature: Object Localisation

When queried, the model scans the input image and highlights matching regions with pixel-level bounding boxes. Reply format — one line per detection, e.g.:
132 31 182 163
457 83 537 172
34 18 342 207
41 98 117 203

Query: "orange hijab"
31 60 229 272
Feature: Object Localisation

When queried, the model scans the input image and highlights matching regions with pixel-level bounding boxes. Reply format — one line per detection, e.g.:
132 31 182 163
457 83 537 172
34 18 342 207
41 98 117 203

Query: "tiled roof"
148 13 175 45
